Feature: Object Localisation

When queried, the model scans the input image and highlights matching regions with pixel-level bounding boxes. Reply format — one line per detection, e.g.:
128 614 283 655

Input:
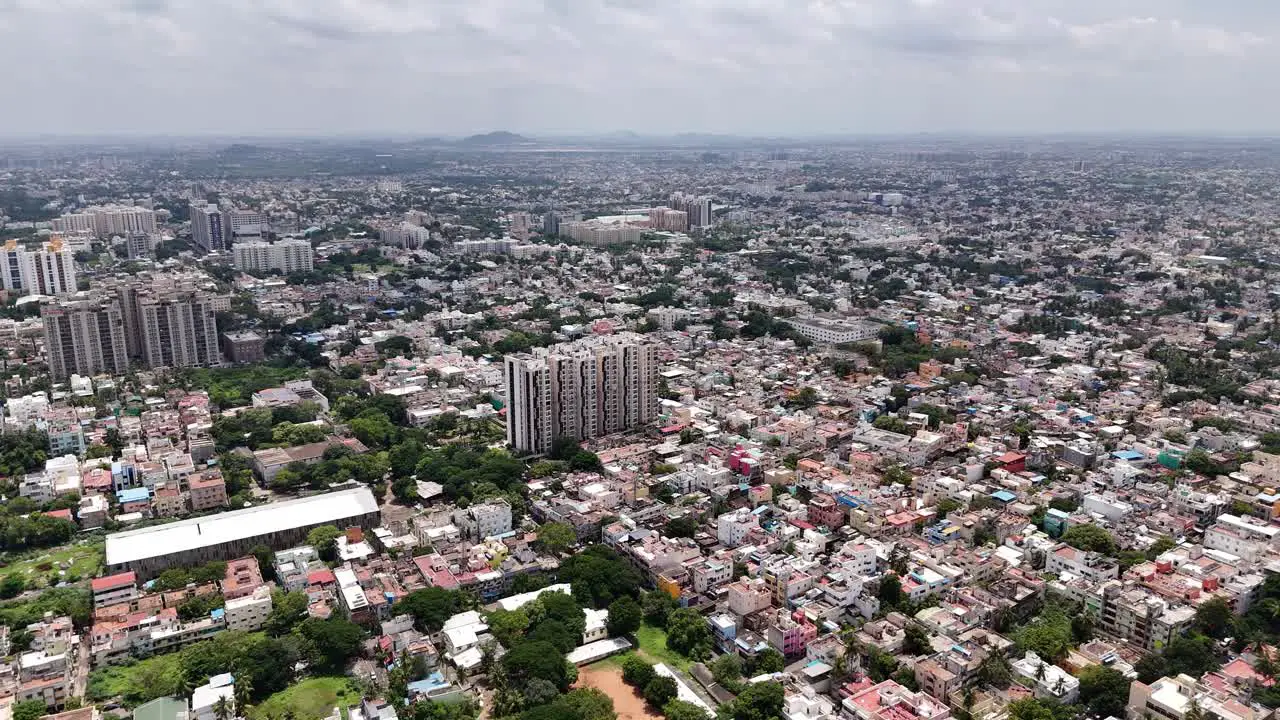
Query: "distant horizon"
4 129 1280 144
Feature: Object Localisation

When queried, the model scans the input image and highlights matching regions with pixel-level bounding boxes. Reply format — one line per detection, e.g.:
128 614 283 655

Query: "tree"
488 609 531 648
298 617 365 673
665 608 712 660
722 681 784 720
307 525 342 562
791 387 819 409
663 700 709 720
535 522 577 556
622 655 655 688
529 591 587 640
753 648 785 675
1194 596 1234 638
1135 653 1169 683
1164 634 1220 677
502 641 570 692
877 574 903 608
976 652 1012 689
265 590 309 636
606 596 642 638
1078 665 1131 719
642 590 677 628
12 701 45 720
902 623 931 656
0 574 26 600
527 619 578 654
664 515 699 539
1015 607 1074 663
643 676 678 708
711 653 744 690
397 587 466 632
559 545 642 608
554 688 616 720
1060 525 1118 555
213 696 233 720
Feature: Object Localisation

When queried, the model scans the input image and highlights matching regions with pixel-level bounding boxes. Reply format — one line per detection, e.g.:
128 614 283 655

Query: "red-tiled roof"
92 571 136 593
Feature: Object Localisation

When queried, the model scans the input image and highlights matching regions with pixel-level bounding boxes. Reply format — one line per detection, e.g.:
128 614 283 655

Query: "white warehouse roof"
105 486 379 566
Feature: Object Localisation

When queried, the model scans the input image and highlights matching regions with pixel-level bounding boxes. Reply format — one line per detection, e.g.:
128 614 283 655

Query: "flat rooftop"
105 486 378 566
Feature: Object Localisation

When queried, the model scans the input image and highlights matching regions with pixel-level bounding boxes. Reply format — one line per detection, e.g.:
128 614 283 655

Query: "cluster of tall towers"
504 333 659 456
41 273 224 379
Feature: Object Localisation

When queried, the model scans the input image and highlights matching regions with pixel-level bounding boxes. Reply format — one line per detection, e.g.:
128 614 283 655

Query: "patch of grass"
0 540 103 589
248 677 359 720
634 623 692 672
87 653 185 707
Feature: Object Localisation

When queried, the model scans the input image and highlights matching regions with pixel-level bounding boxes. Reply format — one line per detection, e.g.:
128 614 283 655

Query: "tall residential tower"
504 333 658 455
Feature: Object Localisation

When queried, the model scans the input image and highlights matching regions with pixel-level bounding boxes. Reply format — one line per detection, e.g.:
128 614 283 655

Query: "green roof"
133 697 188 720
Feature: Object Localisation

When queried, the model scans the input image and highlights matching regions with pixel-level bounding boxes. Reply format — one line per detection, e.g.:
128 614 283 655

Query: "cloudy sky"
0 0 1274 136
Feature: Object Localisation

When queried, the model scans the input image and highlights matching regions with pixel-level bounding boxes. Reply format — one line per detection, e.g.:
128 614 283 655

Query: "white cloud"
0 0 1274 135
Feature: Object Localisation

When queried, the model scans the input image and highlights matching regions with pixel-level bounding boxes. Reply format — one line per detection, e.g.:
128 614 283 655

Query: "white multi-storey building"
379 222 432 249
504 333 659 455
454 499 513 539
224 585 273 631
232 239 314 274
0 239 77 297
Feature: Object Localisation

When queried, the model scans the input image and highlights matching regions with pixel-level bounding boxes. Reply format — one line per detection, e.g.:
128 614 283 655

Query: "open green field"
634 623 692 672
248 677 358 720
0 540 102 589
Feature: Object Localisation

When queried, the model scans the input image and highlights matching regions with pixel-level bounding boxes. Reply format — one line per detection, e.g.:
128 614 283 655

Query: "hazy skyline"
0 0 1276 137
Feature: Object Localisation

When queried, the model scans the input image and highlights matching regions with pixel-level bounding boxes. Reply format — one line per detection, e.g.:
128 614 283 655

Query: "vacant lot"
0 541 102 590
576 664 660 720
634 624 692 672
248 677 358 720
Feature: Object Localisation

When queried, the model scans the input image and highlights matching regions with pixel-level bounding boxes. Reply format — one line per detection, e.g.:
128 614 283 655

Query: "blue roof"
117 487 151 503
991 490 1017 502
210 608 225 620
1113 450 1144 461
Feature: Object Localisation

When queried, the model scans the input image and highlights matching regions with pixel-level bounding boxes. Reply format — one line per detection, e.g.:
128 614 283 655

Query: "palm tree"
233 673 253 716
213 697 232 720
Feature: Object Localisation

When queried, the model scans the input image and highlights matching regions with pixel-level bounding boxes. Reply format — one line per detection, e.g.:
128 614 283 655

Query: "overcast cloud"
0 0 1275 136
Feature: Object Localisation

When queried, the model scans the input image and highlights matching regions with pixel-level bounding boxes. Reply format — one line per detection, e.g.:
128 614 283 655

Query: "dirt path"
576 665 661 720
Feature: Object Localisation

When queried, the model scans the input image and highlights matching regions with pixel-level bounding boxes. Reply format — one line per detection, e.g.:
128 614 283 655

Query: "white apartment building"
717 509 760 547
1127 674 1257 720
1011 651 1079 703
1044 545 1120 581
454 499 512 539
1203 514 1280 562
232 239 314 274
0 239 77 297
783 316 879 345
224 585 273 631
380 222 432 249
504 333 659 455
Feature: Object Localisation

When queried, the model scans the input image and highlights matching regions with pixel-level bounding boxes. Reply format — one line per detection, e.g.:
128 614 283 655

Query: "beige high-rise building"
129 285 223 370
41 294 130 380
504 333 659 455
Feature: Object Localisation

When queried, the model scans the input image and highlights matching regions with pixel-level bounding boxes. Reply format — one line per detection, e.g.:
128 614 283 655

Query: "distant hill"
457 131 532 147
